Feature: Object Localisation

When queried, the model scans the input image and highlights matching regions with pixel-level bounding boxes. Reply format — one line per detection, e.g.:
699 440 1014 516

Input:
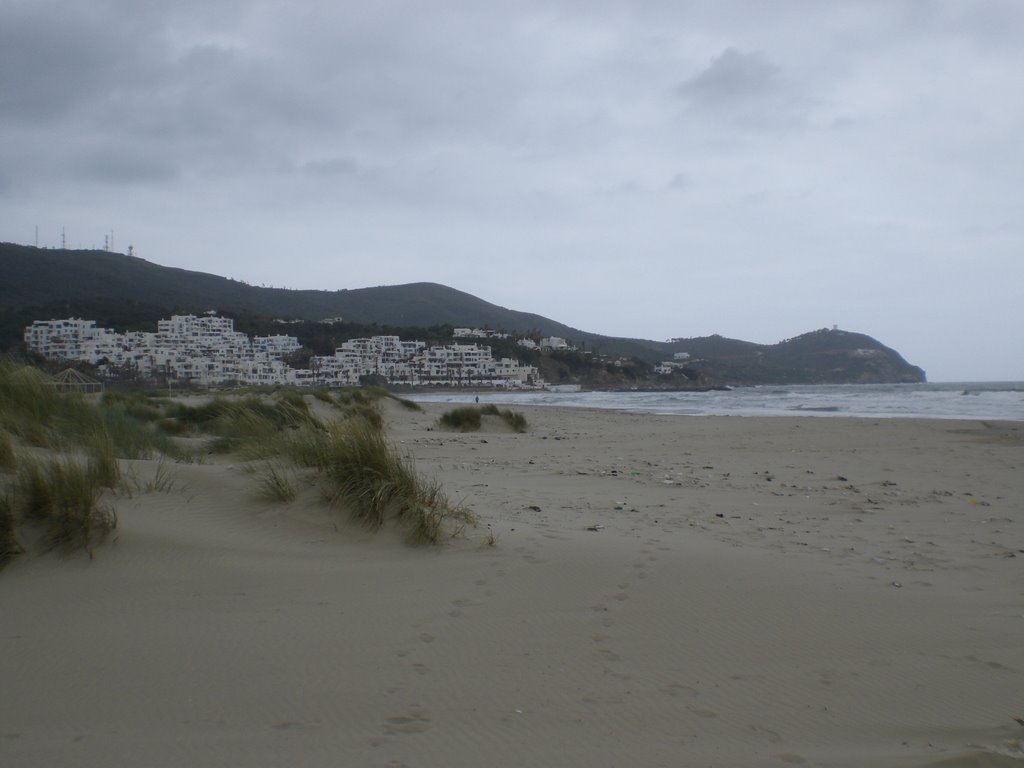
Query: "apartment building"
25 315 543 389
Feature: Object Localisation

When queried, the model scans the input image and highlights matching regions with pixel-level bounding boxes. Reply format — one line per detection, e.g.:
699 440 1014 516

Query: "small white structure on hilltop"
453 328 510 339
539 336 575 351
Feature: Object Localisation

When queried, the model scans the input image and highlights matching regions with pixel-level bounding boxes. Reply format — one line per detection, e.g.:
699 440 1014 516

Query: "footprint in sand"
659 682 698 698
775 754 808 765
382 709 432 736
748 724 782 743
964 655 1016 672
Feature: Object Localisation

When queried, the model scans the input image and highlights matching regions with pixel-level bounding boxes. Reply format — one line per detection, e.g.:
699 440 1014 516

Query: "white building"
539 336 573 351
25 316 544 390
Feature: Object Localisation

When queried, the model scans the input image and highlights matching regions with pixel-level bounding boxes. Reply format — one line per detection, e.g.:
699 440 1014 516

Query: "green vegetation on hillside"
0 242 926 384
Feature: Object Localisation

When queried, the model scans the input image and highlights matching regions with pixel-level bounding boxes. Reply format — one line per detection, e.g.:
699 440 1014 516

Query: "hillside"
0 243 925 384
0 241 584 334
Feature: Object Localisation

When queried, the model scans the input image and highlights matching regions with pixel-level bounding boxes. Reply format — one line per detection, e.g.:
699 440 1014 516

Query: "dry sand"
2 403 1022 767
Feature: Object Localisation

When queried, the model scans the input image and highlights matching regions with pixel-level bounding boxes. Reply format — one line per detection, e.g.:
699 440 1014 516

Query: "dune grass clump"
0 431 14 470
0 495 22 568
0 362 179 459
311 389 335 405
315 417 473 543
440 405 528 433
86 439 122 489
340 401 384 430
335 386 422 413
389 394 422 411
165 393 324 458
15 456 117 555
496 408 528 432
101 390 166 423
256 462 299 503
0 362 61 446
440 406 483 431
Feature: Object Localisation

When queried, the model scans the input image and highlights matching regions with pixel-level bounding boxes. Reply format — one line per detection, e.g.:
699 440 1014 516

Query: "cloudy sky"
2 1 1022 381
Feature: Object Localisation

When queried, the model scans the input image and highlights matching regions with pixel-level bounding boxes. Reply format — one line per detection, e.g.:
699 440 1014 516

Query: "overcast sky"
2 1 1022 381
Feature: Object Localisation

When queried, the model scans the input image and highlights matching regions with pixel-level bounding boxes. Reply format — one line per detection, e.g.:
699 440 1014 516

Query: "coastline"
2 404 1022 766
411 381 1024 422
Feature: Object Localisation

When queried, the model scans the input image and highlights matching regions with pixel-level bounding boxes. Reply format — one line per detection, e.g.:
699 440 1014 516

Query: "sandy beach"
2 402 1022 767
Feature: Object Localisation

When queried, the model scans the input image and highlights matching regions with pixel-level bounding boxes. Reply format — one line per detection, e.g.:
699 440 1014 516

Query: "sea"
411 382 1024 422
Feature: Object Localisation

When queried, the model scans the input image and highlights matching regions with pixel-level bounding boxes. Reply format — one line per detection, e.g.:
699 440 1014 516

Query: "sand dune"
2 404 1022 767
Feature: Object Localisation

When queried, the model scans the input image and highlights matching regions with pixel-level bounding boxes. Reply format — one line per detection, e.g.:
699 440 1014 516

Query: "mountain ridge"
0 242 926 384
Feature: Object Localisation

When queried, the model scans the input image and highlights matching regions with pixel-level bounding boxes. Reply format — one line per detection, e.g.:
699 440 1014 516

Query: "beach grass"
122 459 179 496
0 494 22 568
0 430 14 470
164 393 324 459
0 362 470 559
14 455 117 555
0 361 180 459
440 405 528 433
256 462 300 503
315 416 473 543
335 385 422 413
440 406 483 431
497 409 528 432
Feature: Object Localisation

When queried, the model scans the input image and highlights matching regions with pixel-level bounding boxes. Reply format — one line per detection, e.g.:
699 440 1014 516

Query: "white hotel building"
25 315 542 389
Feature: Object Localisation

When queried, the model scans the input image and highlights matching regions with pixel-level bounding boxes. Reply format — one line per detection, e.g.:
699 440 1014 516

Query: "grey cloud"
1 1 1022 379
676 48 780 107
667 173 692 191
0 4 139 123
70 147 179 185
297 158 362 177
674 47 817 132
